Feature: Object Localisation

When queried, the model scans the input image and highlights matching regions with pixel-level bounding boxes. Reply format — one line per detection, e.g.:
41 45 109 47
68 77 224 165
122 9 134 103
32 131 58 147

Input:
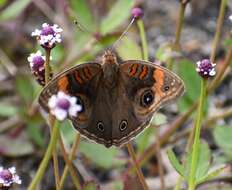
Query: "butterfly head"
102 50 118 66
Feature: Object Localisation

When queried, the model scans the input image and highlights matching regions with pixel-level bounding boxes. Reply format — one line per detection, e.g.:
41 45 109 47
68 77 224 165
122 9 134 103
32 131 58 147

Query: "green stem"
28 121 60 190
188 79 207 190
127 143 149 190
45 48 51 84
210 0 227 62
60 133 81 190
174 2 186 47
137 19 148 61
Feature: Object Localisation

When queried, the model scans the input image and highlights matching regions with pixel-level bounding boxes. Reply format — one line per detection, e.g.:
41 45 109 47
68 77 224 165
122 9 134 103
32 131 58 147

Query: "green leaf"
136 127 154 154
16 75 34 104
27 121 45 148
70 0 95 31
177 59 201 112
60 120 77 145
79 141 125 169
100 0 134 35
195 142 211 183
197 165 226 185
186 141 211 183
0 103 18 117
224 38 232 46
83 181 99 190
116 37 142 60
213 125 232 150
167 148 185 178
151 113 167 125
0 0 31 21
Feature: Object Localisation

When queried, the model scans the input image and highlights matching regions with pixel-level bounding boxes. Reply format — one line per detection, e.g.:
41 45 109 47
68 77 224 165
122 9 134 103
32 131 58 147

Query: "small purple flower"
48 91 82 121
131 7 144 19
0 167 21 189
196 59 216 78
27 50 45 71
27 51 52 86
31 23 63 49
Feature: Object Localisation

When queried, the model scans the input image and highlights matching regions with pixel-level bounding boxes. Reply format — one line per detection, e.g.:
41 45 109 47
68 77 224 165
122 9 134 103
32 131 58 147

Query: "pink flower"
48 92 82 121
31 23 63 49
0 167 21 189
196 59 216 78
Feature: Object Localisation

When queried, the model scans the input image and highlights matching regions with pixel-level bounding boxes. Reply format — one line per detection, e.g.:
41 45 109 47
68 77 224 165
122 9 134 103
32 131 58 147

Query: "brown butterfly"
39 50 184 147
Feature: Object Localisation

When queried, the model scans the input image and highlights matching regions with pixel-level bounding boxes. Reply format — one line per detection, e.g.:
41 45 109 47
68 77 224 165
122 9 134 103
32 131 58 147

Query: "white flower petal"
31 29 41 36
8 167 16 174
68 104 82 117
13 175 21 184
69 97 77 104
53 109 68 121
48 95 58 108
42 23 49 27
209 69 216 76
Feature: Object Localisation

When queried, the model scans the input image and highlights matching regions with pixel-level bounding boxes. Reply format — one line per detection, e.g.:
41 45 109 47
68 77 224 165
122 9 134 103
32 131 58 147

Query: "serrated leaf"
213 125 232 150
186 141 211 182
0 0 31 21
70 0 95 31
79 141 124 169
0 103 18 117
195 142 211 182
177 59 201 112
197 165 226 185
167 148 185 177
116 37 142 60
100 0 134 35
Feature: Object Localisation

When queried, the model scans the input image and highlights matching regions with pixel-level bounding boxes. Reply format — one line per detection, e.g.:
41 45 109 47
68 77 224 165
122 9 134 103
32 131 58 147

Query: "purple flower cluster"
27 50 52 86
48 91 82 121
0 167 21 189
196 59 216 78
31 23 63 49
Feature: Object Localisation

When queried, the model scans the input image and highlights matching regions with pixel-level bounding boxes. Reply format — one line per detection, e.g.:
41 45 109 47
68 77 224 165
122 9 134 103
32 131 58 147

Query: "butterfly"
39 50 185 147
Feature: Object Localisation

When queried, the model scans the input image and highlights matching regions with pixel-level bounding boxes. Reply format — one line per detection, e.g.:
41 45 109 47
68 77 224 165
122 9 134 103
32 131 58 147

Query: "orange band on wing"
129 64 138 76
58 76 69 92
83 67 92 80
74 71 83 84
139 65 148 79
153 69 164 97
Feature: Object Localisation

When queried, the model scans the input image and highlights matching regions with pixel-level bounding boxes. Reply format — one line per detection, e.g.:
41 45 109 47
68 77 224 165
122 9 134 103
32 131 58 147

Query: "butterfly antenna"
73 20 91 33
111 18 135 50
73 19 102 44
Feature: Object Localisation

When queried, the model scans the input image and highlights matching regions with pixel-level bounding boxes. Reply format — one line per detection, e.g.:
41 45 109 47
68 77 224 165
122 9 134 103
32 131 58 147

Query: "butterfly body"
39 51 184 147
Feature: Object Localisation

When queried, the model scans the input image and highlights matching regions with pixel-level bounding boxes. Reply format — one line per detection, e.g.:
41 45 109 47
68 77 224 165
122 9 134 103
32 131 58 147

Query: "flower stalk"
60 133 81 189
188 79 207 190
28 120 61 190
137 19 148 61
45 48 51 84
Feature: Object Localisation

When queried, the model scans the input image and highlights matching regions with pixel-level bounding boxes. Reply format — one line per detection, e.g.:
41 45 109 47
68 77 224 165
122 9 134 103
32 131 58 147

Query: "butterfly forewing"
39 62 102 112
